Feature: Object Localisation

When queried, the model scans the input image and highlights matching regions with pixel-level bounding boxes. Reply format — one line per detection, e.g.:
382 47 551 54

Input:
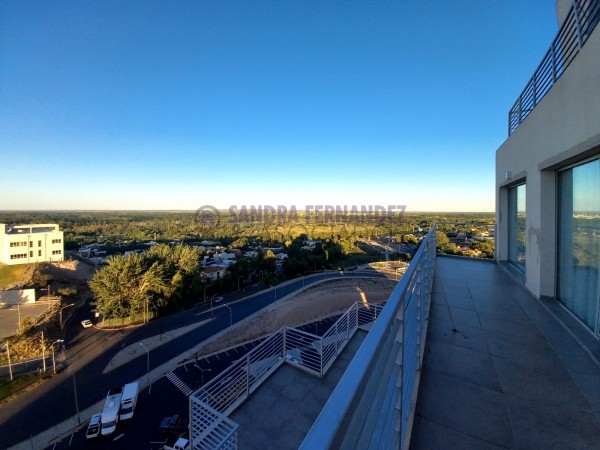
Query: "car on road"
86 413 102 439
159 414 188 434
214 296 224 303
81 319 93 328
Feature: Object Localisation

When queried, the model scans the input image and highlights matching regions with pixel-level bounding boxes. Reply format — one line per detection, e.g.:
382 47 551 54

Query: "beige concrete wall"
495 21 600 298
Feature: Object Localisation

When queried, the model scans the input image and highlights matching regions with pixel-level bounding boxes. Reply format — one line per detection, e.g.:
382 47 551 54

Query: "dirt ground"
198 277 397 356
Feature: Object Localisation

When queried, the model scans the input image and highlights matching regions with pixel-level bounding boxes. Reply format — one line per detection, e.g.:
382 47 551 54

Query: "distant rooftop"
1 223 61 235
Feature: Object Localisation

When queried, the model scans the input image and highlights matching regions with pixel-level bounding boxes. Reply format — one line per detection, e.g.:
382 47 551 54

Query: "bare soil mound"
199 277 397 355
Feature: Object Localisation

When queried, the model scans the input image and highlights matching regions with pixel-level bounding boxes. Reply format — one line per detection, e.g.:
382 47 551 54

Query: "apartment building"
496 0 600 338
0 223 65 265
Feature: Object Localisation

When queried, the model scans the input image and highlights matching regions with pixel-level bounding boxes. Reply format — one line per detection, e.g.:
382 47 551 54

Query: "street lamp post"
139 342 150 387
72 372 80 424
210 294 219 318
223 304 232 327
59 303 75 329
198 367 212 386
50 339 64 374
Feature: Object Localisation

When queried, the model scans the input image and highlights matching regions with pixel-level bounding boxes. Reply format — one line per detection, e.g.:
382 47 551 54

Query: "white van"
101 388 122 435
120 381 139 421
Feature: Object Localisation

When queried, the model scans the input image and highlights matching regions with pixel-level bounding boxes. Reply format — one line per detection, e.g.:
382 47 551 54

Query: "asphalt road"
0 270 387 449
45 315 339 450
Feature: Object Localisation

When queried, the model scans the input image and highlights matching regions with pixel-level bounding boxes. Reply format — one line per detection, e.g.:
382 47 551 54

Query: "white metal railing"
189 399 239 450
508 0 600 135
300 226 436 450
189 298 387 449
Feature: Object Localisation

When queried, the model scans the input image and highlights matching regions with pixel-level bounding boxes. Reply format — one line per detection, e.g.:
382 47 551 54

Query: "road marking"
166 371 193 396
68 432 74 445
113 433 124 441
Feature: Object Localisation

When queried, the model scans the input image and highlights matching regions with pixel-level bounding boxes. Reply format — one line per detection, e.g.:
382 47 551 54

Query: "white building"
496 0 600 338
0 223 64 265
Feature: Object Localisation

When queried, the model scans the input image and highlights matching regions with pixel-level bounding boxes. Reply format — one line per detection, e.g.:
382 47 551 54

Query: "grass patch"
340 245 383 267
0 264 31 289
99 310 158 328
0 373 50 405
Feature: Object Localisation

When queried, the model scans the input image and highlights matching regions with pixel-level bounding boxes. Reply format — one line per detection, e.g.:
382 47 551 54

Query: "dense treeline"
89 244 201 319
1 211 495 320
0 211 495 250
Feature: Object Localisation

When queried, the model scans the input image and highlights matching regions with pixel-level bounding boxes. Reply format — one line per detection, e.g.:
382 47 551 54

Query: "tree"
232 237 249 248
90 244 200 319
472 239 495 258
90 254 155 318
436 231 460 255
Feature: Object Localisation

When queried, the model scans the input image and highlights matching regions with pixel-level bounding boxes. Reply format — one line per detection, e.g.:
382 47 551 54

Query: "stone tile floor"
230 330 366 450
410 256 600 449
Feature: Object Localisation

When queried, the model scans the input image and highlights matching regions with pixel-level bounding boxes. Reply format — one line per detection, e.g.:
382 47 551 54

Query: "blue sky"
0 1 558 212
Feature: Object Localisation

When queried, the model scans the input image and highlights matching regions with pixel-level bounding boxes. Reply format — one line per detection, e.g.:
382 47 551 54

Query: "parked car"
86 413 102 439
163 436 189 450
81 319 93 328
159 414 188 434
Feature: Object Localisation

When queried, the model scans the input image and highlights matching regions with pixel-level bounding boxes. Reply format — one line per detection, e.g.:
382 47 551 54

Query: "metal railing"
189 401 239 450
189 299 386 449
508 0 600 135
300 225 436 450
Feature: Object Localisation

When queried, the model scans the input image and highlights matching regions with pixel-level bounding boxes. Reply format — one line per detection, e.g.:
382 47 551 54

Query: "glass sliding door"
508 184 526 272
558 158 600 335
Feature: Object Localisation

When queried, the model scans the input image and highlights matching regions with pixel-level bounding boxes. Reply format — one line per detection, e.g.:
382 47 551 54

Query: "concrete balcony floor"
410 256 600 449
230 330 367 449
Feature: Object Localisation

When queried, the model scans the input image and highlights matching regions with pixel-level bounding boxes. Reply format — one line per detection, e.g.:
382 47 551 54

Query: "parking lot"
42 339 264 450
43 314 343 449
0 301 57 339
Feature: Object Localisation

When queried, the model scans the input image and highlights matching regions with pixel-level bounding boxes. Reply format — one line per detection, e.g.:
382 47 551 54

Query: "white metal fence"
299 225 436 450
189 300 386 449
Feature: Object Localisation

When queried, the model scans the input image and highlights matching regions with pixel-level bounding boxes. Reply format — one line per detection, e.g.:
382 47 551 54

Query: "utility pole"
6 342 13 381
17 303 21 333
41 331 46 372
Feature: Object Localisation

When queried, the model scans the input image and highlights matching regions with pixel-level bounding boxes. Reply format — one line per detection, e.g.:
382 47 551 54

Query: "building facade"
0 223 65 265
496 0 600 338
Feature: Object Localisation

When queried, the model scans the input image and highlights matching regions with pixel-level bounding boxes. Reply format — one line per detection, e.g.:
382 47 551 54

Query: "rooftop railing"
300 225 436 450
508 0 600 135
189 298 386 449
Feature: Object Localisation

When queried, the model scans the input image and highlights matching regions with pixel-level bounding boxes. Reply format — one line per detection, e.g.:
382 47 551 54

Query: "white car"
86 413 102 439
81 319 93 328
